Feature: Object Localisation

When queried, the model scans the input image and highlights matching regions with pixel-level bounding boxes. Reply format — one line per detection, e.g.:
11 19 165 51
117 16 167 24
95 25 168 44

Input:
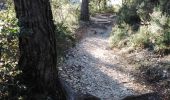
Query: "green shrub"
89 0 115 16
110 0 170 55
130 27 151 49
110 24 128 48
0 1 20 99
149 9 170 53
55 22 75 63
117 5 141 26
51 0 80 32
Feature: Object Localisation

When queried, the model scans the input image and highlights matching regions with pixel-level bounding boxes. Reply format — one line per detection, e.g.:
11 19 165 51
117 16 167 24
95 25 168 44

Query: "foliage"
0 1 21 99
51 0 77 63
51 0 80 32
110 0 170 55
89 0 115 16
130 26 151 49
117 4 140 26
110 24 128 48
55 22 75 63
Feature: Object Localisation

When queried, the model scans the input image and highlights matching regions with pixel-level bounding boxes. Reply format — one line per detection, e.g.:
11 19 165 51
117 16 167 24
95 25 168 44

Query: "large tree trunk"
80 0 89 21
13 0 66 99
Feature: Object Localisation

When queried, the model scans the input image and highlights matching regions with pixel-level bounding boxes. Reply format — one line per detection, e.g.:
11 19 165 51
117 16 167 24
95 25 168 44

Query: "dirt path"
59 14 152 100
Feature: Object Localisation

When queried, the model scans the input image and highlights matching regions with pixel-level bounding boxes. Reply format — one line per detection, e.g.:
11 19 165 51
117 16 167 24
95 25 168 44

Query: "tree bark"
13 0 66 99
80 0 90 21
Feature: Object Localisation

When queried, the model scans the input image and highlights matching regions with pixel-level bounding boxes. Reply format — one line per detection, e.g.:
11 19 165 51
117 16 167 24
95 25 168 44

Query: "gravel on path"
59 14 152 100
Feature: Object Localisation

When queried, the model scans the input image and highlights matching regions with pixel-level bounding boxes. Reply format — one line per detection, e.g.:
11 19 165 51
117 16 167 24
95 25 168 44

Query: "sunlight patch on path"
59 14 152 100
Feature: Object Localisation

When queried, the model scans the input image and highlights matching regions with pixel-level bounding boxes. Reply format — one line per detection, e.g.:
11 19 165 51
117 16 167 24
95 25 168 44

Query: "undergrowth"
89 0 116 16
110 0 170 55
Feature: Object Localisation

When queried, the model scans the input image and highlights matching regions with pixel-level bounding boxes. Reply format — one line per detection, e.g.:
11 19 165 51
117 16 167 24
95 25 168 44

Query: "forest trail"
59 14 152 100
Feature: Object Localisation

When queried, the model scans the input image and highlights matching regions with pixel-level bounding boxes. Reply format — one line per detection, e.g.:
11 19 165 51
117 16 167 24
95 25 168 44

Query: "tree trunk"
80 0 89 21
13 0 66 99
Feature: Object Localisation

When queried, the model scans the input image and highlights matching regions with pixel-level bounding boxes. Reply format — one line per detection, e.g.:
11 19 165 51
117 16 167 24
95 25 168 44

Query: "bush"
130 27 151 49
110 24 128 48
51 0 80 32
0 1 20 99
89 0 116 16
117 5 141 26
110 0 170 55
149 9 170 54
55 22 75 63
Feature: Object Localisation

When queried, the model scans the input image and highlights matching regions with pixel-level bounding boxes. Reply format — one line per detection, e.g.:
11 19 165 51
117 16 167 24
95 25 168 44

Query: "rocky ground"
58 14 170 100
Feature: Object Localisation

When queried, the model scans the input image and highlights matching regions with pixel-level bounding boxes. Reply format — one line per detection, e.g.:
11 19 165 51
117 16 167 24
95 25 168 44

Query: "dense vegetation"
0 1 20 98
109 0 170 99
90 0 116 15
110 0 170 55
